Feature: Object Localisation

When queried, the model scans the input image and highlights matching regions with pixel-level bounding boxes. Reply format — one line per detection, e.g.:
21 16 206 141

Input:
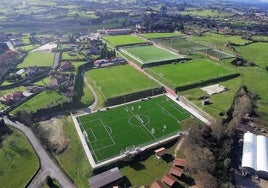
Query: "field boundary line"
88 128 97 143
157 102 180 123
99 119 116 145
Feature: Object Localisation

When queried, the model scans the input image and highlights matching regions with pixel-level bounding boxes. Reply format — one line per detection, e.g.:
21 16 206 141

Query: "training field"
200 49 235 60
146 59 236 89
102 35 147 47
120 45 184 65
152 37 208 53
140 32 181 39
85 65 159 99
76 95 191 163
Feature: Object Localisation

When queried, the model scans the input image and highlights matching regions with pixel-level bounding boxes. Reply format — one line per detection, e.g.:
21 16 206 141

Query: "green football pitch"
77 95 192 163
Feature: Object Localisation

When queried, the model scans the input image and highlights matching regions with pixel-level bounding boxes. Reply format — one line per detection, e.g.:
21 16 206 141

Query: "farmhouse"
0 91 24 105
241 132 268 179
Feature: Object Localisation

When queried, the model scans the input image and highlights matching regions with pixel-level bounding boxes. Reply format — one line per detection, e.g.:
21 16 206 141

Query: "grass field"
180 77 242 118
18 52 55 68
235 42 268 68
102 35 147 47
55 116 92 187
192 32 250 47
200 48 235 60
11 91 69 114
120 45 184 65
140 32 182 39
152 37 208 53
85 65 158 99
180 8 232 18
146 59 236 89
0 128 39 188
77 95 191 162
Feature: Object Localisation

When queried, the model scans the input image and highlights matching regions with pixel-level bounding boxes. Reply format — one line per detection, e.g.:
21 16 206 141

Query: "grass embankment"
0 128 39 188
55 116 92 187
18 52 55 68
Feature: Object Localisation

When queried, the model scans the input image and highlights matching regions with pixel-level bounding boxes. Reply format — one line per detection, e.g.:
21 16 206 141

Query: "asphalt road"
3 116 76 188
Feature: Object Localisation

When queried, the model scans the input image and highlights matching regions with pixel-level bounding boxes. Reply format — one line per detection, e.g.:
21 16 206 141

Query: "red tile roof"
150 181 164 188
174 158 186 167
154 147 166 157
162 174 177 187
169 166 183 177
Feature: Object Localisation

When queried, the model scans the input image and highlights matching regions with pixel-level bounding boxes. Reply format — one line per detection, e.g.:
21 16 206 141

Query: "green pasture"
192 32 250 47
77 95 190 162
18 52 55 68
11 91 69 114
251 35 268 42
85 64 158 99
0 128 39 188
146 59 236 89
152 37 208 53
180 77 242 118
180 8 232 18
18 44 39 52
102 35 146 47
61 51 85 61
120 45 184 65
140 32 181 39
235 42 268 68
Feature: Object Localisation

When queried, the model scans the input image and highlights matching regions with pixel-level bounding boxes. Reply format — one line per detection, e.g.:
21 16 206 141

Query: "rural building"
154 147 166 159
60 61 73 72
88 167 123 188
241 132 268 179
162 174 177 187
169 166 183 177
94 58 126 67
0 91 24 105
173 158 186 168
150 181 164 188
99 28 132 35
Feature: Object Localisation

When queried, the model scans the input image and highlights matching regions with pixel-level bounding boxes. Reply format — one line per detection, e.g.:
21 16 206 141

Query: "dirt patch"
38 116 69 154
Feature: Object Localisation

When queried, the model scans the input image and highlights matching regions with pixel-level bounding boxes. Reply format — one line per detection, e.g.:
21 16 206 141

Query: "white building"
242 132 268 179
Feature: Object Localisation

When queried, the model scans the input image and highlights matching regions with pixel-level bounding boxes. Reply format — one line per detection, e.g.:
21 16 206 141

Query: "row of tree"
184 87 254 188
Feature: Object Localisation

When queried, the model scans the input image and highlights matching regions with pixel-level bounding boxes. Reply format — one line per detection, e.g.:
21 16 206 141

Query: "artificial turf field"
120 45 184 65
77 95 192 163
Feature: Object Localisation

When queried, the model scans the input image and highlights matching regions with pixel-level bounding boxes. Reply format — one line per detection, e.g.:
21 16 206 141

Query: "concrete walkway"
3 116 76 188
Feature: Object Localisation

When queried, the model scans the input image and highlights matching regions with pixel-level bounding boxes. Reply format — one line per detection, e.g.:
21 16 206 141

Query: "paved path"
83 76 99 111
52 52 61 69
3 116 76 188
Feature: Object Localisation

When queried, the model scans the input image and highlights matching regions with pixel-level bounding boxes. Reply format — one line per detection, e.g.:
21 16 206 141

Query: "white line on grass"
126 106 157 140
157 102 180 123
